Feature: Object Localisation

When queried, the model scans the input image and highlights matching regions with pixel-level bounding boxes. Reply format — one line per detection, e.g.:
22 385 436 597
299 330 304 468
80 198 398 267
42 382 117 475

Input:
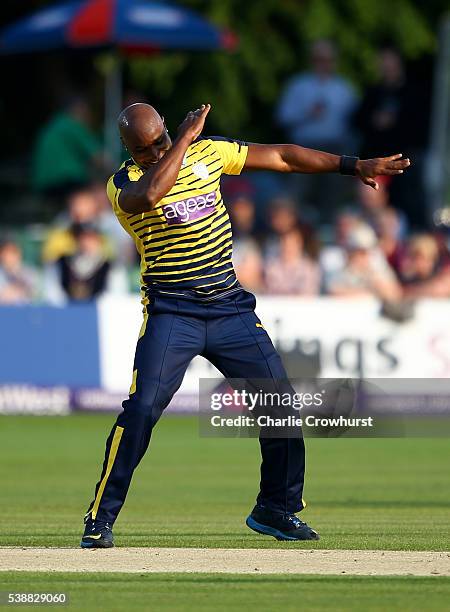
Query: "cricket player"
81 103 409 547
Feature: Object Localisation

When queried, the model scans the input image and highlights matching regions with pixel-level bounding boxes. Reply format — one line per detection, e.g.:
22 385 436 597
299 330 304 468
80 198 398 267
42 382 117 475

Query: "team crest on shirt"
192 162 209 180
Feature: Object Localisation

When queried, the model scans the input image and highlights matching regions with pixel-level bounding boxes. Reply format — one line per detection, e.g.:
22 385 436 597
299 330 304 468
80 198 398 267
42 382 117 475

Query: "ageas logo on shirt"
163 191 216 225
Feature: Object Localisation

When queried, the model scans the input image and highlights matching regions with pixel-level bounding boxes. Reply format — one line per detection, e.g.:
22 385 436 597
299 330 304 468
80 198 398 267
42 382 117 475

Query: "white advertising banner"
97 295 450 395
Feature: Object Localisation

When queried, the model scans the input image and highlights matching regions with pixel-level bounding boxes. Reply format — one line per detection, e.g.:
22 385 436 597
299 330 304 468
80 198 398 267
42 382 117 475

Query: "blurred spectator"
320 209 362 287
223 173 289 225
264 226 320 295
32 96 105 203
353 47 430 227
434 230 450 270
277 40 357 215
229 194 264 292
325 223 401 301
228 194 257 240
354 48 411 157
357 176 390 221
233 239 264 294
43 224 127 304
356 179 407 237
266 196 298 243
0 239 37 304
373 207 406 276
277 40 357 152
42 187 113 263
90 181 136 265
265 196 319 261
400 234 450 298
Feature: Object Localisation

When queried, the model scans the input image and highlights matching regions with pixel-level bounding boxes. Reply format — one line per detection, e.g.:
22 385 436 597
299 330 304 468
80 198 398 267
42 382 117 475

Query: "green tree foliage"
125 0 447 141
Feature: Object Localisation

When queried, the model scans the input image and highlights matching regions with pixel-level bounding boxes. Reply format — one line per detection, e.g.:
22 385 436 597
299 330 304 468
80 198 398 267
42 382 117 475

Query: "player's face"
125 119 172 170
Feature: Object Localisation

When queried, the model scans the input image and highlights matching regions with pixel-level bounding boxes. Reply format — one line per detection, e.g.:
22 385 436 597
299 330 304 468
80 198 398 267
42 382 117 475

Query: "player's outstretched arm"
244 144 410 190
119 104 211 214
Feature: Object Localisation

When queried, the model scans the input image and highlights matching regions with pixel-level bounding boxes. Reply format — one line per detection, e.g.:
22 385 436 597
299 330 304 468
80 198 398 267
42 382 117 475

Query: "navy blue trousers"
86 290 305 523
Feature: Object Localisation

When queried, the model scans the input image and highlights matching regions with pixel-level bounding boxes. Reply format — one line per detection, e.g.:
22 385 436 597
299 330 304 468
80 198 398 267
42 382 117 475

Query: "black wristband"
339 155 359 176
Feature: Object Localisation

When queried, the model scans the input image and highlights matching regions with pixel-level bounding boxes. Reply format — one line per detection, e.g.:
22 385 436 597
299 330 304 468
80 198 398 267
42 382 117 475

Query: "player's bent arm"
244 144 411 190
118 134 192 214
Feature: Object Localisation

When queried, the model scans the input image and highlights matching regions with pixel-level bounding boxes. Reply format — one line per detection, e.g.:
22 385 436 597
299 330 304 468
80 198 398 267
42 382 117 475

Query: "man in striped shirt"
81 103 410 548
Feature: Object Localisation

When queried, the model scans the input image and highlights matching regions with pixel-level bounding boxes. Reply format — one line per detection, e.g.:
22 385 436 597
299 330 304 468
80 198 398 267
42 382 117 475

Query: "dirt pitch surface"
1 548 449 576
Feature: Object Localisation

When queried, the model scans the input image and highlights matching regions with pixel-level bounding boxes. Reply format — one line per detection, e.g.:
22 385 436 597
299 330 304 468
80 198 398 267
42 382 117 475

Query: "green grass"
0 573 449 611
0 414 449 550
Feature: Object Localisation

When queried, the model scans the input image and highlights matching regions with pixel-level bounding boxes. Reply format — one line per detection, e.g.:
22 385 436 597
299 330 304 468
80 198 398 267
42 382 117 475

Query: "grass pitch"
1 573 450 611
0 414 448 550
0 414 449 611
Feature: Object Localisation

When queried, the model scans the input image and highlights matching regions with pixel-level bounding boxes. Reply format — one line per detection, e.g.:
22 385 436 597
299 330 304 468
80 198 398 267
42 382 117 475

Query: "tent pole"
426 14 450 221
104 53 123 168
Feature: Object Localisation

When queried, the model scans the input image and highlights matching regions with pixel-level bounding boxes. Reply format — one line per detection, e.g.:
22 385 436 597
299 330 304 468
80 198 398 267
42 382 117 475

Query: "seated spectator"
228 194 257 239
42 187 113 263
228 193 264 292
264 226 321 295
233 238 264 294
265 196 319 260
434 230 450 270
356 180 408 238
320 209 362 286
43 224 127 304
0 238 38 304
90 180 136 265
400 234 450 298
222 176 255 207
325 223 401 301
373 207 405 276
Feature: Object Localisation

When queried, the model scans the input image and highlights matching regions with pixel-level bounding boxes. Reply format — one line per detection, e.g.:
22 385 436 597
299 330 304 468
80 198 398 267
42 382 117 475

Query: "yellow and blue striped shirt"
107 137 248 303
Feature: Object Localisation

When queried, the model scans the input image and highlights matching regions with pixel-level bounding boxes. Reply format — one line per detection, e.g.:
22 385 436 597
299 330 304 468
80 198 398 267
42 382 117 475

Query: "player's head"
118 103 172 170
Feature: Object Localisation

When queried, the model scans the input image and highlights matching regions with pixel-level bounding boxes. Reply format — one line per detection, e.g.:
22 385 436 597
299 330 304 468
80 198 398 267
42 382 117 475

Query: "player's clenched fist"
356 153 411 190
177 104 211 143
